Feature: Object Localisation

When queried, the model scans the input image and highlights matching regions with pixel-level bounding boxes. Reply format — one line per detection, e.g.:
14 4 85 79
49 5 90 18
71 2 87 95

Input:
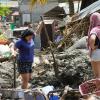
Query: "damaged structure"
64 0 100 48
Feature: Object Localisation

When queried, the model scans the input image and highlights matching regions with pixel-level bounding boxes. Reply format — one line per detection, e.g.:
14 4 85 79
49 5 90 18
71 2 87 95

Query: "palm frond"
40 0 47 5
30 0 47 7
30 0 37 6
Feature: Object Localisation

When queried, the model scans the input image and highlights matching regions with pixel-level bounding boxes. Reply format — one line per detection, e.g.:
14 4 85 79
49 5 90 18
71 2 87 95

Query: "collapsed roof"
44 6 67 19
72 0 100 21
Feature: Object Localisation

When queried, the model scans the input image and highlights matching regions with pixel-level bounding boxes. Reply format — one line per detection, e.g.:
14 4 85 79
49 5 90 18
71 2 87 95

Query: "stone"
68 36 88 51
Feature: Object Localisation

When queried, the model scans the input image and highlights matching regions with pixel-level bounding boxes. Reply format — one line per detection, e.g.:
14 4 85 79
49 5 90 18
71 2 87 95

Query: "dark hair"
24 22 30 27
21 29 34 40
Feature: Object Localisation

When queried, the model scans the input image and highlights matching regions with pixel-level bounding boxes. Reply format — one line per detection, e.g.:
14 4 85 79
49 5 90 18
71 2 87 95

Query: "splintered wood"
63 17 89 48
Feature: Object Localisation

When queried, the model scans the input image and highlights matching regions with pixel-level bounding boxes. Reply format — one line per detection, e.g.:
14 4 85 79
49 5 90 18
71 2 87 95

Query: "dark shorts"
17 61 33 74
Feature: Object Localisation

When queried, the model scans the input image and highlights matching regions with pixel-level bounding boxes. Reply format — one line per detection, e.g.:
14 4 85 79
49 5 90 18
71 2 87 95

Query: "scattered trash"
0 45 11 58
42 85 54 95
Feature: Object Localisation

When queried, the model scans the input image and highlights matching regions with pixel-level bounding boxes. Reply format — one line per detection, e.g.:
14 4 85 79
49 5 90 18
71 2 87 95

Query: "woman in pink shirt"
88 12 100 78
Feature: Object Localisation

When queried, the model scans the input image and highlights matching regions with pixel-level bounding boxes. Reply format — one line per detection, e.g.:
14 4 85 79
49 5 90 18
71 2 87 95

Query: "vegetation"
0 6 11 16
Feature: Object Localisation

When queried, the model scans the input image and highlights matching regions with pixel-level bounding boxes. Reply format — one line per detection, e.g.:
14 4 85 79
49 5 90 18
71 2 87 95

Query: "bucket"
50 95 59 100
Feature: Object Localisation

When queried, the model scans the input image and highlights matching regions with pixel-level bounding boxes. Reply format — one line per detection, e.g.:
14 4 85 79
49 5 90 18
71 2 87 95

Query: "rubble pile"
0 61 14 87
32 46 93 89
0 37 93 90
62 17 89 48
56 49 93 86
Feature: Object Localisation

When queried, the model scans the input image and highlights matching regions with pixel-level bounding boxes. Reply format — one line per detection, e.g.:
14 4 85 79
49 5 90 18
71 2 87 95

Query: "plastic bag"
0 45 11 58
42 86 54 95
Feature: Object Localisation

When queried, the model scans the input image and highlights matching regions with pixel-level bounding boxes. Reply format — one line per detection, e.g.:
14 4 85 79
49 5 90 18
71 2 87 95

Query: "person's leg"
88 61 100 96
29 73 32 80
29 64 32 81
91 61 100 78
96 62 100 78
21 73 30 89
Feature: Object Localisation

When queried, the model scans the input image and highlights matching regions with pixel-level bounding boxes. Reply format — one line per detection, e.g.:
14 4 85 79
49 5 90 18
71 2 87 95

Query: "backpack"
95 36 100 48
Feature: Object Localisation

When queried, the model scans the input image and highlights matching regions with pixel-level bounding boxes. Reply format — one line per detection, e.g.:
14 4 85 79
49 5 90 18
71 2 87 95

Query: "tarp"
12 11 19 16
72 0 100 21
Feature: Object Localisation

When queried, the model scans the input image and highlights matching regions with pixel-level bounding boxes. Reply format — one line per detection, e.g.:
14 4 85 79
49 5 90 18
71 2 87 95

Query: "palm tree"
30 0 47 7
0 7 11 16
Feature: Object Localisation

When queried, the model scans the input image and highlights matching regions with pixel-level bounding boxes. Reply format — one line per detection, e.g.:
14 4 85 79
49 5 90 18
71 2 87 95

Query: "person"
13 29 35 89
24 22 32 29
88 12 100 78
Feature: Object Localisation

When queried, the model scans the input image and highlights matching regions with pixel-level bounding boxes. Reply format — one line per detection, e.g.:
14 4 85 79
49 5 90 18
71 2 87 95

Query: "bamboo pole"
40 16 59 78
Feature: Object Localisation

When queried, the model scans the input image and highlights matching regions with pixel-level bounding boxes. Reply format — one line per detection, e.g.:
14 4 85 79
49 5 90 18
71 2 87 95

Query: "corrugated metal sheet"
72 0 100 21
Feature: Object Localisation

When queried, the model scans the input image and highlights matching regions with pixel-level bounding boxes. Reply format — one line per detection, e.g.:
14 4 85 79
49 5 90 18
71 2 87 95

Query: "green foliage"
0 6 11 16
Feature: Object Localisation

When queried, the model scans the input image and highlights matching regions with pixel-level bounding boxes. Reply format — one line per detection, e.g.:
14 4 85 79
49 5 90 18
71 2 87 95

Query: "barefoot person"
15 29 35 89
88 12 100 78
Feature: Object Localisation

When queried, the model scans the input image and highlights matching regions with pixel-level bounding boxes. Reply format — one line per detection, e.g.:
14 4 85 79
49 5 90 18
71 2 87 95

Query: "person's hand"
11 52 17 59
11 55 16 60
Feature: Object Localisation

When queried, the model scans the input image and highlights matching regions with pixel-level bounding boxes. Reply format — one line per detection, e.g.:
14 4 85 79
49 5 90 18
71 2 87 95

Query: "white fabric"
91 49 100 61
0 45 11 58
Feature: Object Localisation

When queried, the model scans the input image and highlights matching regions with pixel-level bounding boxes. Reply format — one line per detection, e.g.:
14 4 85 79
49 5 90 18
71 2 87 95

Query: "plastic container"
79 78 100 96
50 95 59 100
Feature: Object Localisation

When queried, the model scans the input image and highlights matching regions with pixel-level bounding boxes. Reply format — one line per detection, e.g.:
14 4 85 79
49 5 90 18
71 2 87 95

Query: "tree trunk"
81 0 97 10
68 0 74 16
